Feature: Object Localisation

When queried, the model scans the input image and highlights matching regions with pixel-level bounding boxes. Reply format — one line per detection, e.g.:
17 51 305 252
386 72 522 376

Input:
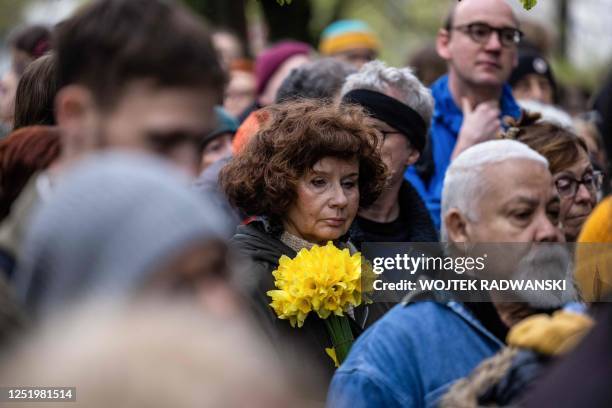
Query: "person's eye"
515 80 530 91
501 29 517 43
512 209 533 222
205 141 222 153
470 24 490 39
311 178 326 187
555 178 574 193
342 180 358 189
538 78 552 90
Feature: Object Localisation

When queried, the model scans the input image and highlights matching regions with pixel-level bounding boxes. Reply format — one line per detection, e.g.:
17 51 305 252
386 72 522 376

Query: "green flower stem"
325 315 355 365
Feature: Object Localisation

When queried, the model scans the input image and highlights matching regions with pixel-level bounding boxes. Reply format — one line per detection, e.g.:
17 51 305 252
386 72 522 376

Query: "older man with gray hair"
340 60 438 248
327 140 563 408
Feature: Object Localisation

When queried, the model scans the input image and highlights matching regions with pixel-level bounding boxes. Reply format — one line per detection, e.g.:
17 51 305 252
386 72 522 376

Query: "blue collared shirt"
327 301 504 408
405 75 521 229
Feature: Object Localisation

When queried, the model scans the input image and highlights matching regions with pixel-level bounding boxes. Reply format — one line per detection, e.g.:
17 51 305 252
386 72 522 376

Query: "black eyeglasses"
554 171 603 198
451 23 523 47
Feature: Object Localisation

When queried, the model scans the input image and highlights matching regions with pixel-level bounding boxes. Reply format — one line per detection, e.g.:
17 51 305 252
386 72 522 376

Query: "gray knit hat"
15 152 231 316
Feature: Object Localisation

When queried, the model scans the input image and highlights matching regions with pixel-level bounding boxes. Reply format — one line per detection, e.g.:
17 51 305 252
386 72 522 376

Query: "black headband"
342 89 427 152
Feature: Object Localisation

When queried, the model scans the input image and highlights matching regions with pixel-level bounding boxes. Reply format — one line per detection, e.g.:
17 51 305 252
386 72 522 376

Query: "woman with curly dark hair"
220 99 387 379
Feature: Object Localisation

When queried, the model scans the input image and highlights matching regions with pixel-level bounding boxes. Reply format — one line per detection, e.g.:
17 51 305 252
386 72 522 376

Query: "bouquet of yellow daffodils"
267 241 368 367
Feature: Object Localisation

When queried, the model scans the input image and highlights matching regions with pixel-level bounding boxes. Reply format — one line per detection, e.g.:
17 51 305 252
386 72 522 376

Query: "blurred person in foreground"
0 24 51 133
502 114 601 241
0 0 228 281
318 20 380 69
340 61 438 247
574 196 612 302
328 140 566 408
220 100 387 379
0 277 25 350
52 0 225 177
405 0 522 229
15 152 236 318
0 300 309 408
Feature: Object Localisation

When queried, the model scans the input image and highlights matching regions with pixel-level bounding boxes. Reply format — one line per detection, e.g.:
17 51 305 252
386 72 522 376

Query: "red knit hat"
255 41 311 96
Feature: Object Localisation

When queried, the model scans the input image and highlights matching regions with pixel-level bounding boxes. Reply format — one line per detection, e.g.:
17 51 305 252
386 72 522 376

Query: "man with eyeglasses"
405 0 522 231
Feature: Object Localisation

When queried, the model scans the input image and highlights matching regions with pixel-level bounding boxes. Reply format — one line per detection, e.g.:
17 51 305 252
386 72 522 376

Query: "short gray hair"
340 60 434 124
440 140 549 241
275 57 356 103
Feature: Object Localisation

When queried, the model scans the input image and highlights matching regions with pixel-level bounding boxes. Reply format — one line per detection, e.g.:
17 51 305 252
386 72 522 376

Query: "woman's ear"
444 208 470 243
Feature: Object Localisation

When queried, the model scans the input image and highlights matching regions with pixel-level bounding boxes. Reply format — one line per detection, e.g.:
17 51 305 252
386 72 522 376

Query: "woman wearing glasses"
503 114 602 241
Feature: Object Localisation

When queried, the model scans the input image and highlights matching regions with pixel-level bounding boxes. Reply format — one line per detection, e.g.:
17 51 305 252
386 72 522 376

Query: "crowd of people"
0 0 610 406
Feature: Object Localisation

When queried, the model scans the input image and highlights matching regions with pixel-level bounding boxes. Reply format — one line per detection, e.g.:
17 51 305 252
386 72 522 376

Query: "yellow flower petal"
325 347 339 368
268 242 366 330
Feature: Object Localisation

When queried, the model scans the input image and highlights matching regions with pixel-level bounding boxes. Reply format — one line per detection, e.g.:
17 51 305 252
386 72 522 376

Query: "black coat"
349 181 438 250
230 220 390 381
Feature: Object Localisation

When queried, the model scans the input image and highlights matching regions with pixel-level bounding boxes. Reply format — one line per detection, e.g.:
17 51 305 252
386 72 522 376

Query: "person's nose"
533 212 563 243
574 182 594 205
329 183 348 208
484 31 503 51
531 80 545 103
221 140 233 157
169 143 199 179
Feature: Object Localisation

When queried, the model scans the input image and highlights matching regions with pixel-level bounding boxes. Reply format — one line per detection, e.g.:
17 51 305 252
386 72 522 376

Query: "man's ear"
55 85 99 160
444 208 470 242
436 29 452 60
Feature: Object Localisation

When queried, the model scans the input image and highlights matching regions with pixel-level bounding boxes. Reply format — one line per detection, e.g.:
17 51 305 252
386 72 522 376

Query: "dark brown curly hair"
220 99 387 220
501 111 588 175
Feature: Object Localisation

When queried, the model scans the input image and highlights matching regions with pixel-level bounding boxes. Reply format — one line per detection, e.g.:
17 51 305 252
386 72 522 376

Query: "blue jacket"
327 300 504 408
405 75 521 229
